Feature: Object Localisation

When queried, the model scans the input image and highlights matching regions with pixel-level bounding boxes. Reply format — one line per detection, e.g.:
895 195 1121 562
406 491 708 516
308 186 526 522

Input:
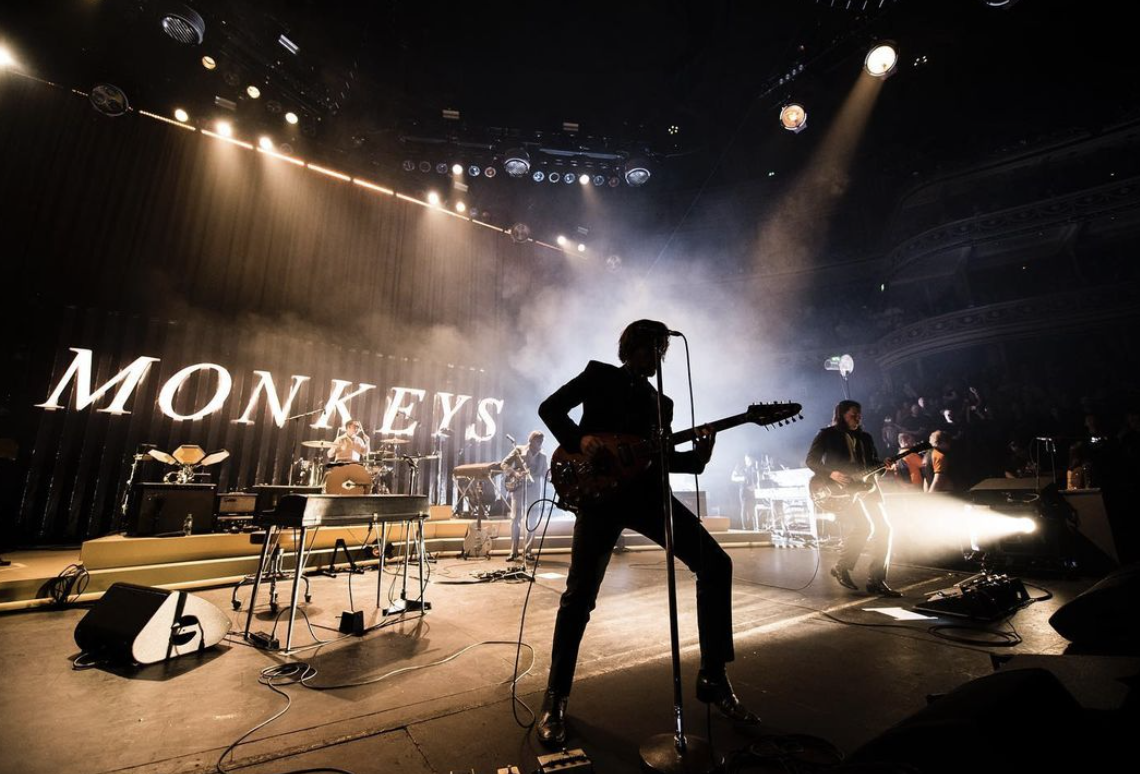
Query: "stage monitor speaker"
128 483 216 536
74 582 230 665
1049 562 1140 646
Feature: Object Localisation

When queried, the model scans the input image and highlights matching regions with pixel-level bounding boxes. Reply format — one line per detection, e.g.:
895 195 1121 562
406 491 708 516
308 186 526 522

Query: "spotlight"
200 55 216 70
246 85 261 99
402 160 416 172
215 120 233 137
592 175 605 187
0 46 14 69
284 111 299 125
89 83 130 117
483 166 497 178
564 174 576 185
608 176 621 188
667 125 679 135
503 148 531 177
509 223 531 243
605 254 623 272
451 163 463 175
577 243 586 252
418 161 432 173
174 108 189 123
427 191 440 206
468 165 481 177
779 103 808 133
531 170 545 183
556 235 568 246
279 142 294 155
548 172 562 184
865 42 899 78
455 201 467 213
160 4 205 45
578 174 590 185
437 163 450 175
623 158 651 187
258 136 273 150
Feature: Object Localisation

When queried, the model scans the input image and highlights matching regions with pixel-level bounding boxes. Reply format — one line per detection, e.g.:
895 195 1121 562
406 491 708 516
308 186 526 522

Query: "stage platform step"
0 515 769 611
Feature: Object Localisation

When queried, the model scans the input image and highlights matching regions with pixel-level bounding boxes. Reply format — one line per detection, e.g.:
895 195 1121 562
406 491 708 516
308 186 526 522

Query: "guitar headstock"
746 401 803 429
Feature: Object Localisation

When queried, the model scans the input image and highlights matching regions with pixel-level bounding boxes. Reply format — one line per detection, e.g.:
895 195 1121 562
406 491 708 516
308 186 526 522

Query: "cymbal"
376 437 411 445
301 440 335 449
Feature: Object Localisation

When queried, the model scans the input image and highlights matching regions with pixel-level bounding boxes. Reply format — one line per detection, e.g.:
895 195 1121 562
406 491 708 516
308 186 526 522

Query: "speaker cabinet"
127 483 217 536
74 583 230 665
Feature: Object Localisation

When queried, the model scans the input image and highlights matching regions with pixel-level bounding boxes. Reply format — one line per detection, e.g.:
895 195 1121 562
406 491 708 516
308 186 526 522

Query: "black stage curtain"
0 76 545 543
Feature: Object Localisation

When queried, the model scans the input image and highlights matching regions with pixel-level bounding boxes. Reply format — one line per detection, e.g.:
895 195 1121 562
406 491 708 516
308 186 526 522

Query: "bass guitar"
808 440 931 509
550 402 802 512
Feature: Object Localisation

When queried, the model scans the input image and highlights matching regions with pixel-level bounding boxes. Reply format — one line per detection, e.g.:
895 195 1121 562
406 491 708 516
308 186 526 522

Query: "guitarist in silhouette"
533 319 758 748
806 400 901 597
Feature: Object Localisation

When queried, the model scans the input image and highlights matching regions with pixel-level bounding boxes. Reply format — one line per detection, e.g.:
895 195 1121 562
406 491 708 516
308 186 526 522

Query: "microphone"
506 434 517 445
667 330 683 337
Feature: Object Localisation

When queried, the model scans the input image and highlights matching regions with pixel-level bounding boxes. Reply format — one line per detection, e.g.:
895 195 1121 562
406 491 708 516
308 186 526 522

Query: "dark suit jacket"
538 360 706 477
805 425 882 477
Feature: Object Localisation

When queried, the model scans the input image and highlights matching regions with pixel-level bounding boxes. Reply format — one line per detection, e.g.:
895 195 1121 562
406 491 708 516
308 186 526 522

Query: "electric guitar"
550 402 802 513
808 440 932 509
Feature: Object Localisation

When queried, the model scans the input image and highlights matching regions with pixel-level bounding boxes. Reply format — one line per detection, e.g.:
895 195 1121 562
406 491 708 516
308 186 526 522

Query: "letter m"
36 348 159 415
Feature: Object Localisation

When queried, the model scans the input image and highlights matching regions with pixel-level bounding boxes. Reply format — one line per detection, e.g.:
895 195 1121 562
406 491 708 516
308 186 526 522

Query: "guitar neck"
670 413 751 446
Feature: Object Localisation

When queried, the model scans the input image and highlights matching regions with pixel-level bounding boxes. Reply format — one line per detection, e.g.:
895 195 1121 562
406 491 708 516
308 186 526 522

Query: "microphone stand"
640 343 720 774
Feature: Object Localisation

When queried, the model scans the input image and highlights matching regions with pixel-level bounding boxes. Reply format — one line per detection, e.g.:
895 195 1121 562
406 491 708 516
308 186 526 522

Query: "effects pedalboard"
451 749 594 774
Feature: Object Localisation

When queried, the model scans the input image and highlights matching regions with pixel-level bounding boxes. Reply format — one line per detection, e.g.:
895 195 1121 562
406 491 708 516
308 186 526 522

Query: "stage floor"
0 545 1126 773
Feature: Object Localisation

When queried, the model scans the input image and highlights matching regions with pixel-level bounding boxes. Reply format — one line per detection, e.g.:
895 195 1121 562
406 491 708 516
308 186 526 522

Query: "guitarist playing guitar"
533 319 762 748
806 400 903 598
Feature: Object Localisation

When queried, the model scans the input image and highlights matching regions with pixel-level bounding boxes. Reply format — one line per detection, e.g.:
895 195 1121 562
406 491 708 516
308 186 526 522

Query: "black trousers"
834 495 893 583
547 492 735 695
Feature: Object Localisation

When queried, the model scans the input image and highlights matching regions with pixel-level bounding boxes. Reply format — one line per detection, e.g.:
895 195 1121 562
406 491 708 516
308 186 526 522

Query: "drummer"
328 419 370 463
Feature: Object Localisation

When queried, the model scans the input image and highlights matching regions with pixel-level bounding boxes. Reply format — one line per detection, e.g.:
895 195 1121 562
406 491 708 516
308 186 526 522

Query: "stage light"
89 83 130 117
623 158 651 187
483 166 497 178
577 243 586 252
865 42 899 78
468 165 481 177
174 108 190 123
455 201 467 213
556 235 568 246
532 170 545 182
451 163 463 175
160 4 205 45
258 136 273 150
592 175 605 187
215 120 233 137
608 176 621 188
285 111 299 125
503 148 531 177
418 160 432 173
201 55 216 70
548 172 562 184
0 46 15 69
605 254 622 272
779 103 808 133
427 191 440 206
246 85 261 99
509 222 531 243
402 160 416 172
667 125 679 135
278 34 299 55
437 163 450 175
578 174 590 185
564 174 576 185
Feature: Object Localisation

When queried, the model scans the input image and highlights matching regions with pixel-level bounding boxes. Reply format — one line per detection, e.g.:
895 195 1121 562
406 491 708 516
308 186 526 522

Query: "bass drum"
324 463 373 495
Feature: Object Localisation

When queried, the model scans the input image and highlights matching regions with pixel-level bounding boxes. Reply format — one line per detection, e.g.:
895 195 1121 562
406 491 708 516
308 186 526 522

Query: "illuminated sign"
36 348 503 440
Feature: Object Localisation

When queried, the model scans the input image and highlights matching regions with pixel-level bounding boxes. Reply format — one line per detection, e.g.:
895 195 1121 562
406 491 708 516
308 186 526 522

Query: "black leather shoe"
830 565 859 591
536 689 569 747
695 670 760 724
867 580 903 597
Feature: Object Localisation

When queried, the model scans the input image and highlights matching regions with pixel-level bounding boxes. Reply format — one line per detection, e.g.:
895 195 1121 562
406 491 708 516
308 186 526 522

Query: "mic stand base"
640 733 722 774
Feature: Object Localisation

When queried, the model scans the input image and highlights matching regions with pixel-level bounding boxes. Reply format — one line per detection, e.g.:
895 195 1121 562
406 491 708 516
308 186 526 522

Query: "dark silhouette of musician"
806 400 901 597
534 319 758 748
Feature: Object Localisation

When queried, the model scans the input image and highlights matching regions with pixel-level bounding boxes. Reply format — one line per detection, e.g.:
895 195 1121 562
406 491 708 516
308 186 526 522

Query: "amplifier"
127 483 216 536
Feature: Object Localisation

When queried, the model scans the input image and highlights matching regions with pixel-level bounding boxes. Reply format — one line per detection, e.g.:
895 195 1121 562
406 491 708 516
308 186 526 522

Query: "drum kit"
293 435 440 495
